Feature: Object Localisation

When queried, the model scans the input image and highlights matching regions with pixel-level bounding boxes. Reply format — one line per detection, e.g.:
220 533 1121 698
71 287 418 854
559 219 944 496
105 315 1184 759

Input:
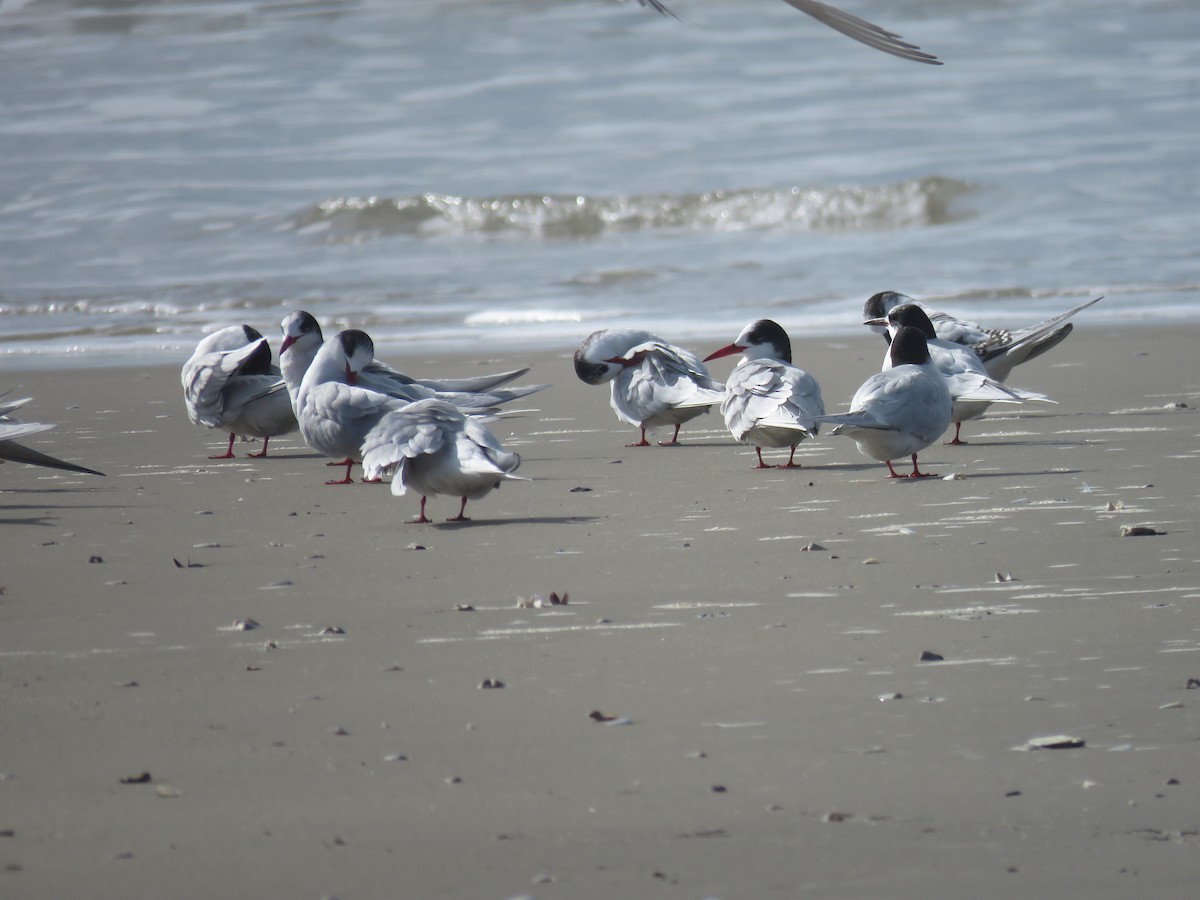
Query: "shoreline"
0 305 1186 375
2 323 1199 898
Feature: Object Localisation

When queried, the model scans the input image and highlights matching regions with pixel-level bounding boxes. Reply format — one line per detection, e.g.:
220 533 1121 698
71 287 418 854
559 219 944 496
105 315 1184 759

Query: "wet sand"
2 323 1199 899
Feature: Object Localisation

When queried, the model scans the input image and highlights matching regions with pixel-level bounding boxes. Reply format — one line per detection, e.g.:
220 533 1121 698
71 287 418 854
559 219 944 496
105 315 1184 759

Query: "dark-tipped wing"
781 0 940 64
635 0 940 65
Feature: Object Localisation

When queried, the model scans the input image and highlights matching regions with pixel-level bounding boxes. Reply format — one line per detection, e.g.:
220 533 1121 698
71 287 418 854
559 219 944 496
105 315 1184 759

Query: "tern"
863 292 1103 383
866 303 1055 444
574 329 725 446
361 398 526 523
181 325 297 458
279 310 546 417
703 319 824 468
293 329 470 484
815 325 951 478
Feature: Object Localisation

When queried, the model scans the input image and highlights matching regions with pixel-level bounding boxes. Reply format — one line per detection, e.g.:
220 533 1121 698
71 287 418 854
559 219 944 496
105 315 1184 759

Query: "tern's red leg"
781 446 800 468
247 436 270 458
885 459 904 478
407 496 432 524
326 457 352 467
909 453 937 478
325 458 356 485
753 447 772 469
446 497 471 522
944 422 967 445
209 433 237 459
626 427 651 447
657 424 682 447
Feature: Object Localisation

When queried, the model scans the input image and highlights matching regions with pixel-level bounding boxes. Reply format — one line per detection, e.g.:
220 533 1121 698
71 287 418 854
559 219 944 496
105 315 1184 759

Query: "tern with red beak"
703 319 824 468
293 330 490 484
573 329 724 447
279 310 544 417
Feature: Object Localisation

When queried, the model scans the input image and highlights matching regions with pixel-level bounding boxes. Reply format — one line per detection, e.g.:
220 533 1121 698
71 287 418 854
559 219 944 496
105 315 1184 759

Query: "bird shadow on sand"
0 498 124 525
427 514 599 529
947 438 1092 449
945 468 1084 481
0 513 59 527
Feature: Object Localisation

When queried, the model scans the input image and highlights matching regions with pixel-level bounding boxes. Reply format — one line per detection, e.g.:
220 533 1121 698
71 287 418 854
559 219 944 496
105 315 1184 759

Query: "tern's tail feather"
673 386 728 410
978 296 1103 380
813 412 886 434
414 368 532 393
954 375 1055 405
980 324 1071 382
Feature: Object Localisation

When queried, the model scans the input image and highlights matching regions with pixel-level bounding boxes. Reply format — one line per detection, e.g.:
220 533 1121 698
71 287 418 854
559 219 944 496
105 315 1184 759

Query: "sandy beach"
2 322 1199 899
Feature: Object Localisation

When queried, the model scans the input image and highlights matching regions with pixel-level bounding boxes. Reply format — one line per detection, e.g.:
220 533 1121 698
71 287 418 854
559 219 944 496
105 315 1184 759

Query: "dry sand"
2 323 1199 899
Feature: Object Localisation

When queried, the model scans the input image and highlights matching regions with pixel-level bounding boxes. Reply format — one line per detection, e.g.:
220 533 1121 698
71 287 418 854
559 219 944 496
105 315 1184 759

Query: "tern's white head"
279 310 323 358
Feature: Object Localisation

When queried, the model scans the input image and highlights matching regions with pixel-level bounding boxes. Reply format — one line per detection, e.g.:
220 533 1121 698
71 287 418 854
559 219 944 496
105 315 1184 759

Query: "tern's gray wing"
364 360 533 394
182 338 268 428
781 0 941 65
0 392 34 420
0 420 54 443
636 0 941 65
634 0 682 21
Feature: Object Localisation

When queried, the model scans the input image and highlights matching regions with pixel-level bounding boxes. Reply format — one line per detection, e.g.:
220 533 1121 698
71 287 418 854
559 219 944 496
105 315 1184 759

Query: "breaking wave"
291 176 974 241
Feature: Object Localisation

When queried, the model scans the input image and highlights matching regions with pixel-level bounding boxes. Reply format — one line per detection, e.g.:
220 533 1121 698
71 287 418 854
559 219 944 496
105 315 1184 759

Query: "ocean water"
1 0 1197 371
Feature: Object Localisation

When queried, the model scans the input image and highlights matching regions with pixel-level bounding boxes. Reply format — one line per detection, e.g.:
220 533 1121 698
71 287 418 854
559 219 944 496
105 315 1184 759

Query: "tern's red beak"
279 335 295 354
605 351 646 368
703 343 743 362
344 364 357 386
863 317 888 327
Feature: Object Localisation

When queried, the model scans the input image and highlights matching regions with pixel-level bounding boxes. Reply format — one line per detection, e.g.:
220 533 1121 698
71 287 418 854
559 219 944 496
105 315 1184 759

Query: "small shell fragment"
478 678 505 689
995 572 1016 583
919 650 944 662
232 618 260 631
518 591 569 608
801 543 825 552
588 709 631 724
862 557 880 565
320 626 346 635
